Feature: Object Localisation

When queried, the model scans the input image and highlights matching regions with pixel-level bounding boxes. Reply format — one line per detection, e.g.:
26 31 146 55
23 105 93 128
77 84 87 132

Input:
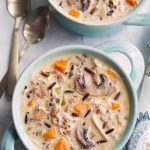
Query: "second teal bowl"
48 0 150 36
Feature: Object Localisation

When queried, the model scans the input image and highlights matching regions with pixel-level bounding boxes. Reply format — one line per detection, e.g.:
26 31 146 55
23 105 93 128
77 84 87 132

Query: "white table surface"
0 0 150 149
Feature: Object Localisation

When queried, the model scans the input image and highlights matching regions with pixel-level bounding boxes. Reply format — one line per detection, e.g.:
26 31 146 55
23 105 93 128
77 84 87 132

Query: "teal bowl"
10 45 138 150
48 0 150 36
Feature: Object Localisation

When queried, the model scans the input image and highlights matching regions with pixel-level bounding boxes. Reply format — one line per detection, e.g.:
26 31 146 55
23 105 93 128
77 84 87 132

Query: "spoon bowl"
23 6 50 43
7 0 31 18
19 6 51 59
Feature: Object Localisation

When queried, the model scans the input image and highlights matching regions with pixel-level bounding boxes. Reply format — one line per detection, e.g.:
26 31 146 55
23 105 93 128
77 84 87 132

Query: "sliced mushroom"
64 91 75 104
34 86 47 98
77 123 95 149
60 128 71 136
67 0 75 6
106 81 117 96
84 67 107 87
76 74 86 89
84 67 95 75
92 114 109 140
92 58 102 68
68 64 76 78
93 73 100 86
29 118 44 125
51 114 64 127
98 74 107 88
75 71 101 96
82 72 95 95
84 72 101 96
80 0 90 11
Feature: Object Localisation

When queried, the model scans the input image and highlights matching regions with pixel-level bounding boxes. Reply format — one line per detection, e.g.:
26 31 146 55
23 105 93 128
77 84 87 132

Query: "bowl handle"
96 41 145 91
1 123 18 150
123 13 150 26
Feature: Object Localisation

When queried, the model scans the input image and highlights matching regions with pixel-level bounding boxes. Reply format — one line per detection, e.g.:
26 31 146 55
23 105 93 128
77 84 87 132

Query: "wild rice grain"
105 128 114 134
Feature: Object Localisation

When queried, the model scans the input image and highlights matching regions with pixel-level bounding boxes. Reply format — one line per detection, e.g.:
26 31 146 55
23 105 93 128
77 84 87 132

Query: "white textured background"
0 0 150 149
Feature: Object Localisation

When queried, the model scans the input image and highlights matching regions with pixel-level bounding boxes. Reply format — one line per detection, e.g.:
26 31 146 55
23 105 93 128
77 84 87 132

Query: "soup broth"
20 53 130 150
56 0 139 22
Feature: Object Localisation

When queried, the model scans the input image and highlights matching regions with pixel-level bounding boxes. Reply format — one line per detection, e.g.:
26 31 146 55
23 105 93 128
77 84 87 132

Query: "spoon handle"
19 41 31 60
0 42 31 98
0 72 8 98
6 17 22 96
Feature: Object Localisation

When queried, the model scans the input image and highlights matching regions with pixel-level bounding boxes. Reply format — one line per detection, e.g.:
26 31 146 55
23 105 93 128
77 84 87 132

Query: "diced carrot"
106 69 118 80
112 102 120 110
43 127 57 140
55 138 68 150
33 112 45 119
69 8 81 18
100 90 107 97
74 102 89 117
126 0 137 7
54 60 68 73
27 99 35 108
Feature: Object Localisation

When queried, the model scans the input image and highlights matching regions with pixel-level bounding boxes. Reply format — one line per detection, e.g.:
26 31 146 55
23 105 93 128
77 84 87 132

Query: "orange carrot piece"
33 113 45 119
54 60 68 73
100 90 107 97
112 102 120 110
69 8 81 18
106 69 118 80
74 102 89 117
43 127 57 140
55 138 68 150
126 0 137 7
27 99 35 108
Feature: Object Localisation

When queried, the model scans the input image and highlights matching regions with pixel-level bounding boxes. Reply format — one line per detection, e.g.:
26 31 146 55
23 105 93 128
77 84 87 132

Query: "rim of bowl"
48 0 145 27
12 45 138 150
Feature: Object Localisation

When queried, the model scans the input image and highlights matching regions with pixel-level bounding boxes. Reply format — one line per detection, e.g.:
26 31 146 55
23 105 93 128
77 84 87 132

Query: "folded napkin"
124 58 150 150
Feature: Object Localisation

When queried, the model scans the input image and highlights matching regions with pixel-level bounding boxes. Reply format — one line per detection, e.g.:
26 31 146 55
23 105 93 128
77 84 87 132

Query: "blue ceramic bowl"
11 45 139 150
48 0 150 36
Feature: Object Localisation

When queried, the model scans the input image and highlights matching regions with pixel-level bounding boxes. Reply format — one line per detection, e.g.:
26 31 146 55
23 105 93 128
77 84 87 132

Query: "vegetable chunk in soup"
56 0 139 22
21 53 130 150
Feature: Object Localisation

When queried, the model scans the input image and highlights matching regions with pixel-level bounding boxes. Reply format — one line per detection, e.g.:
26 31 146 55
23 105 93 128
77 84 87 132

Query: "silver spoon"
6 0 31 96
19 6 51 59
0 6 50 98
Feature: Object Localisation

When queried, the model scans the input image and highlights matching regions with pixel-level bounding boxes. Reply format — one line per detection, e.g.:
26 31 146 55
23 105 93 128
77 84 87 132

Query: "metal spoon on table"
0 6 51 98
19 6 51 59
6 0 31 96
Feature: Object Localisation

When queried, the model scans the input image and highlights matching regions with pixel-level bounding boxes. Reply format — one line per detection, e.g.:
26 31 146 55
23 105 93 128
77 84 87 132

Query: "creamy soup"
20 53 130 150
56 0 139 22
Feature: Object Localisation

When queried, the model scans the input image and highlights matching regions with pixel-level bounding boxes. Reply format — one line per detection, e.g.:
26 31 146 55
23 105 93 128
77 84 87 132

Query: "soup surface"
20 53 130 150
56 0 139 22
